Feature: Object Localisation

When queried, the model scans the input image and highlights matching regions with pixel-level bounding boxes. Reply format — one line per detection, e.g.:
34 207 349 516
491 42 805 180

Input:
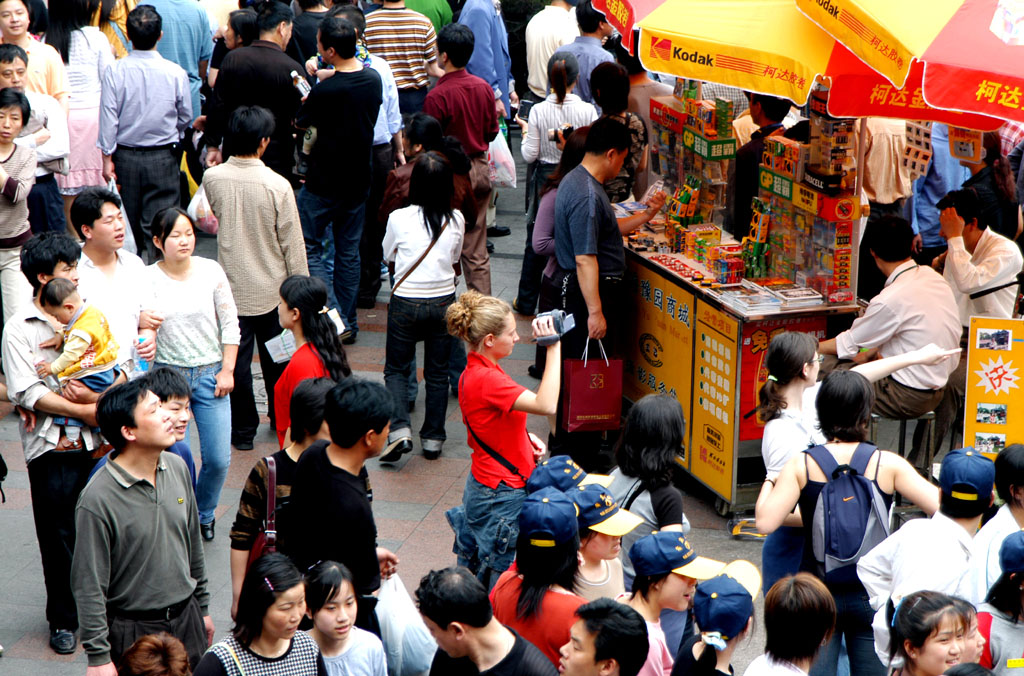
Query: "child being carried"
35 278 120 394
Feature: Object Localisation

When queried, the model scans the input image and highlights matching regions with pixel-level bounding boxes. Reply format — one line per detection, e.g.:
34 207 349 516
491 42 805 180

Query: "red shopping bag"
561 340 623 432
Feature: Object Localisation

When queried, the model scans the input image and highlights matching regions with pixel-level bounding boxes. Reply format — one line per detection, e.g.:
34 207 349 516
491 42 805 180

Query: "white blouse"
521 92 598 165
146 257 241 368
383 206 465 299
66 27 114 110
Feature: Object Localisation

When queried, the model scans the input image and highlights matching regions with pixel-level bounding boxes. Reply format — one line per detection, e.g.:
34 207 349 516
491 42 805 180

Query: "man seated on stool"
930 188 1023 452
818 215 961 463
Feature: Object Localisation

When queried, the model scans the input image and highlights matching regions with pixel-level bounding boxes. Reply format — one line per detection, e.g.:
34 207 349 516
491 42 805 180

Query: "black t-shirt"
670 635 733 676
429 632 558 676
287 9 328 66
553 164 624 276
210 38 229 70
281 440 381 595
295 67 382 199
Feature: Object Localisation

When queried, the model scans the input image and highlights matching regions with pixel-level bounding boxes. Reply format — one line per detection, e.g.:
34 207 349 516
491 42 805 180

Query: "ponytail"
984 131 1017 206
279 276 352 383
756 331 818 422
550 59 568 104
546 52 579 105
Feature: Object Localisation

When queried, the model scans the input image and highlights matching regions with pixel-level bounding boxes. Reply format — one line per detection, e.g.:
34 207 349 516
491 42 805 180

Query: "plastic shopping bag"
187 184 219 235
107 179 137 255
487 127 517 189
377 574 436 676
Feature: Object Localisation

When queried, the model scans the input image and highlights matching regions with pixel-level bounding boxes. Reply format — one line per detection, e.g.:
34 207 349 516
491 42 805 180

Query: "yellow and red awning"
796 0 1024 123
626 0 1002 129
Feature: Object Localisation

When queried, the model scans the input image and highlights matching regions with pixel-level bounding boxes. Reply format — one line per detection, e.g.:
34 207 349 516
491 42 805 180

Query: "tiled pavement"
0 130 923 674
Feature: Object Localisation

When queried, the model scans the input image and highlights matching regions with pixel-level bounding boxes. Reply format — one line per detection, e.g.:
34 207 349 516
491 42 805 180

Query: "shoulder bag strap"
390 219 449 298
463 415 527 481
265 456 277 550
969 272 1024 300
623 478 645 510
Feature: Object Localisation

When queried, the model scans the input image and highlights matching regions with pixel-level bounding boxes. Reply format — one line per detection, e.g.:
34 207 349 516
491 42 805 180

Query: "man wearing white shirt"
0 44 71 234
819 215 961 454
930 188 1024 448
857 448 995 668
70 187 158 371
965 445 1024 604
524 0 579 101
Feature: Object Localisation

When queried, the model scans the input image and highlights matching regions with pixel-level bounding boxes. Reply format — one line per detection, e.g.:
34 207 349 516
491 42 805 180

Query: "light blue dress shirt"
459 0 512 116
910 123 971 248
368 54 403 145
146 0 214 120
97 50 192 155
553 36 613 103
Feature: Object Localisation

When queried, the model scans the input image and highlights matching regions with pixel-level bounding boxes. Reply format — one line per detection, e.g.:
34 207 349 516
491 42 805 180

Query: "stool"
869 411 937 477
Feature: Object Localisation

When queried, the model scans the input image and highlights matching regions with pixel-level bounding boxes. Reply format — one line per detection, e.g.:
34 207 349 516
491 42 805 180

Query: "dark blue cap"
526 455 612 494
692 561 761 648
519 486 579 547
999 530 1024 575
940 448 995 503
628 531 724 579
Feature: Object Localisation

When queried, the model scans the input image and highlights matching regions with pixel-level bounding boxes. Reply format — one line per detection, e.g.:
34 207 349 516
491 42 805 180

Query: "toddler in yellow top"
35 278 120 392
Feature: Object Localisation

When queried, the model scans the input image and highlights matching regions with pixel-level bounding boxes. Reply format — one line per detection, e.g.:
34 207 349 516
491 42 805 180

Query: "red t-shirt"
274 343 328 446
458 351 534 488
489 569 586 666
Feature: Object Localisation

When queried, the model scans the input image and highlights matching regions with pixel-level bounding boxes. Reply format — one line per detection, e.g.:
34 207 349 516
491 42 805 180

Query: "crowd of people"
2 0 1024 674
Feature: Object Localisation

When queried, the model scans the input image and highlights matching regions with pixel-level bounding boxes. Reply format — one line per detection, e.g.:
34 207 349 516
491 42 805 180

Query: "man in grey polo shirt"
72 377 213 674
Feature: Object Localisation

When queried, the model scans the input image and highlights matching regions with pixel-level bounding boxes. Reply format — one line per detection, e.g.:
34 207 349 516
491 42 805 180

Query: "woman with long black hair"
380 151 464 461
962 130 1020 242
274 274 351 446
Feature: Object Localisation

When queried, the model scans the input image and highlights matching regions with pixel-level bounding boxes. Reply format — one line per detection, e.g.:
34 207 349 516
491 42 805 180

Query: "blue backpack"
805 443 890 586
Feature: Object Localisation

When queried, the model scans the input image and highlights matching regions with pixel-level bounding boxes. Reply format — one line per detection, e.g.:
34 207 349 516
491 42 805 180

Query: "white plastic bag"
376 574 436 676
187 184 219 235
487 130 516 189
106 179 137 255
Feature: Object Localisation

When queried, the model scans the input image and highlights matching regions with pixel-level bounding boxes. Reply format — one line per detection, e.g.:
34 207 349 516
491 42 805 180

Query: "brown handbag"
246 456 277 571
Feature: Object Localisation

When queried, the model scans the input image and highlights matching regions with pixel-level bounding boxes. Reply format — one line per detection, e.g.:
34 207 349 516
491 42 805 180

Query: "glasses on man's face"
811 355 825 364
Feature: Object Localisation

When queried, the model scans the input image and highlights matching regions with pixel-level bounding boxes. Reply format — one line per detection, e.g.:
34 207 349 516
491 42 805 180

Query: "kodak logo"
815 0 840 18
672 48 714 66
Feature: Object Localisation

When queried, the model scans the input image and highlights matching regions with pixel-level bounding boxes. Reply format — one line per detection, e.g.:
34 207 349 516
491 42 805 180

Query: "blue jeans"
810 586 885 676
158 362 231 525
762 526 805 595
298 188 365 335
450 475 526 588
384 294 454 441
407 338 467 400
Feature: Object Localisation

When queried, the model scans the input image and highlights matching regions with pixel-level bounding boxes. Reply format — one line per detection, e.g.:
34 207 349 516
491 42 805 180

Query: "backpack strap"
848 443 879 478
264 456 277 551
806 445 840 481
623 479 645 510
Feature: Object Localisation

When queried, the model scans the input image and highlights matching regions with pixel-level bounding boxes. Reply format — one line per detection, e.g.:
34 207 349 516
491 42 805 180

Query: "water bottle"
135 336 150 373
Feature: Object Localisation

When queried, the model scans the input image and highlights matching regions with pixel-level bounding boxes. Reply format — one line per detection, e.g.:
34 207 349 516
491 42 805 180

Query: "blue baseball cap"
693 561 761 648
526 455 612 494
940 448 995 504
999 530 1024 575
570 484 643 536
628 532 724 580
519 487 579 548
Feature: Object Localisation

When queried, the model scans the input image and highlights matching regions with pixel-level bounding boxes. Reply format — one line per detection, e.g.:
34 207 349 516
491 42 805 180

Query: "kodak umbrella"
632 0 1002 129
796 0 1024 123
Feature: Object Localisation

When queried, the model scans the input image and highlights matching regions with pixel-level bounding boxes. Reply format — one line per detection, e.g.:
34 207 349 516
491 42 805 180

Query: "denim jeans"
384 294 455 441
810 586 886 676
407 338 467 400
158 362 231 525
452 475 526 588
298 187 365 335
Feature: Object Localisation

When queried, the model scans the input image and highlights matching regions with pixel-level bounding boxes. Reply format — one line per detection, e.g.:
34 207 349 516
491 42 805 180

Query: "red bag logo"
590 373 605 389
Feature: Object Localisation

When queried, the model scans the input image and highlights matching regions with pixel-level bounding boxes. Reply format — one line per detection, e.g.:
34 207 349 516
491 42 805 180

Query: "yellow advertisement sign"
624 259 695 422
691 300 739 502
964 317 1024 460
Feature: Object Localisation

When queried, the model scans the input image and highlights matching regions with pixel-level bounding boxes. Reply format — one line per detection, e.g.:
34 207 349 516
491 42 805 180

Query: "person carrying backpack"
754 370 941 676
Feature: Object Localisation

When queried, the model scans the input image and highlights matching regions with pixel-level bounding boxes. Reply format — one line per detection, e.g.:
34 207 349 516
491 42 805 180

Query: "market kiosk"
621 84 862 513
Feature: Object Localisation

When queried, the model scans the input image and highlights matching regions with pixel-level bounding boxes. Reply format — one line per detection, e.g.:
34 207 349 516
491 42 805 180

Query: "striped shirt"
521 92 597 165
364 6 437 90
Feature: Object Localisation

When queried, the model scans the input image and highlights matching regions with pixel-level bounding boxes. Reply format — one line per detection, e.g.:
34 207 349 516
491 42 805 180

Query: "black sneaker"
49 629 76 655
487 225 511 237
341 331 357 345
201 520 215 541
380 437 413 463
233 439 254 451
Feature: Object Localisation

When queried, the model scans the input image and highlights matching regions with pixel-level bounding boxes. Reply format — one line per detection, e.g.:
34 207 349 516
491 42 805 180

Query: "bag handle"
463 415 527 482
582 339 609 367
227 646 247 675
264 456 277 551
391 219 449 298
